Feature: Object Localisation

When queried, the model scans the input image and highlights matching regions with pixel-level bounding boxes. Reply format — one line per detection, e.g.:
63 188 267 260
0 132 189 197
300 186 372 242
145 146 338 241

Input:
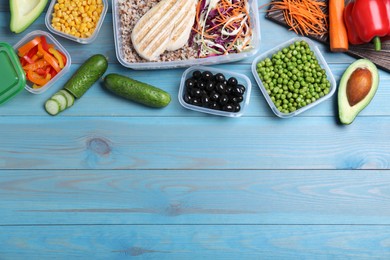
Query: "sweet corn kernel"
51 0 103 38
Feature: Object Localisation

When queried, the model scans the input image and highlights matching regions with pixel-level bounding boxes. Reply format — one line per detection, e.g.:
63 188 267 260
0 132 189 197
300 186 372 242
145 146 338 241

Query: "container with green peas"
251 37 336 118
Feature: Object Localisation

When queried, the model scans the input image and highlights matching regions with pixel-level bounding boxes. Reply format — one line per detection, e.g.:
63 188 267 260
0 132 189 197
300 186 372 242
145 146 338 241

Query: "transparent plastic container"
112 0 261 70
13 30 72 94
251 37 336 118
45 0 108 44
178 66 252 117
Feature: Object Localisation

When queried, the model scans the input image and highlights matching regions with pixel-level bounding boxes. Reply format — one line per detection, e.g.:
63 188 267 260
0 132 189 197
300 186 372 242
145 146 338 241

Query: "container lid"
0 42 26 105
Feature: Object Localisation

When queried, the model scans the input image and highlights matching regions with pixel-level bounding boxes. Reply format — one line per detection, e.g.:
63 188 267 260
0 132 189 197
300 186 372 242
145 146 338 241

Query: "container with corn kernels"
45 0 108 44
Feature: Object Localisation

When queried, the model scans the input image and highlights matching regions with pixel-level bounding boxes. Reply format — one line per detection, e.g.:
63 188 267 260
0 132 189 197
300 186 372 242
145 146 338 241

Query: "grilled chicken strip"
131 0 197 61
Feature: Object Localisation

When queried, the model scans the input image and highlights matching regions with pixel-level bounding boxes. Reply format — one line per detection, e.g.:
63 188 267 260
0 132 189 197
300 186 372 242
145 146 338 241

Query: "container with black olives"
178 66 252 117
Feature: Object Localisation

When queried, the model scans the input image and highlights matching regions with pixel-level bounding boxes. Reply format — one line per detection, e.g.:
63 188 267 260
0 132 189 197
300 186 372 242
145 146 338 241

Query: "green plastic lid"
0 42 26 105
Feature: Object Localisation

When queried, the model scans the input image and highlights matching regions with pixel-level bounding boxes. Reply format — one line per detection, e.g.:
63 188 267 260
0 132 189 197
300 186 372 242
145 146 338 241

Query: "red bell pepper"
350 0 389 51
385 0 390 36
344 2 365 45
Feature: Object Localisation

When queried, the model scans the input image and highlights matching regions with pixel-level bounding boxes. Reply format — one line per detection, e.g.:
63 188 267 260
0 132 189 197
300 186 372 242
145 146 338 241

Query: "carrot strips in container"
267 0 328 37
192 0 253 58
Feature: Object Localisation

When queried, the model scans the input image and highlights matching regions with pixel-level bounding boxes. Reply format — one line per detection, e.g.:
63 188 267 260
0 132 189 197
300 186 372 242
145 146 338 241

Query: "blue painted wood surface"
1 1 390 259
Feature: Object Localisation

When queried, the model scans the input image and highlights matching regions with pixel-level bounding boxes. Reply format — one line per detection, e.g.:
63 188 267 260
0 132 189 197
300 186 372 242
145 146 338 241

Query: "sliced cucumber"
58 89 75 108
45 99 61 116
51 93 67 111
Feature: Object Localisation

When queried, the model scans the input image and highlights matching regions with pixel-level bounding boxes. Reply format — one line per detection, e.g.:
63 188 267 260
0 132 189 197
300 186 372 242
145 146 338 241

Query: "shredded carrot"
266 0 328 37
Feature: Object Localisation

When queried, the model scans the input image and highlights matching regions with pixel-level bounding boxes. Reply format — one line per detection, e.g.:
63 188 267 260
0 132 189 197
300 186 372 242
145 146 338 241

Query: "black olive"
219 94 229 105
192 70 202 79
234 104 241 112
191 98 201 106
190 88 202 98
226 85 233 94
227 77 238 86
210 91 220 101
197 81 206 89
183 93 192 104
185 78 196 89
222 104 235 112
215 82 226 93
237 84 246 93
201 95 210 107
214 73 226 82
205 81 215 92
209 102 220 110
230 95 244 104
202 71 213 81
232 86 245 97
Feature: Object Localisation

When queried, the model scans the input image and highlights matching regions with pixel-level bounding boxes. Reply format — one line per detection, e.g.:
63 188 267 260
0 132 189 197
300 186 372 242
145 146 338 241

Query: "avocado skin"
10 0 48 34
338 59 379 125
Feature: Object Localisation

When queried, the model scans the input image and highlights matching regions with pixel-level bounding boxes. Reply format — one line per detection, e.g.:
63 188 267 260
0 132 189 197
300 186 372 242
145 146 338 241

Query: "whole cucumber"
103 73 171 108
64 54 108 99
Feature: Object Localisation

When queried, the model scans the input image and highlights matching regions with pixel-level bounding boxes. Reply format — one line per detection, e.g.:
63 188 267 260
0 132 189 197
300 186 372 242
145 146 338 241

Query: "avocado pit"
346 68 372 106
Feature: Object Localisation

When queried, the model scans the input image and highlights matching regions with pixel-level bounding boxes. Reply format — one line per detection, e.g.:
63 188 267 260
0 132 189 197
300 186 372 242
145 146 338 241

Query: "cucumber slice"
51 93 67 111
45 99 61 116
58 89 75 108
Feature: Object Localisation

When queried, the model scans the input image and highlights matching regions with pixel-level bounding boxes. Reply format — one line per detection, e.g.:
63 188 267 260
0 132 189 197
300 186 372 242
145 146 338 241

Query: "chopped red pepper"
18 35 66 87
350 0 389 50
18 36 41 57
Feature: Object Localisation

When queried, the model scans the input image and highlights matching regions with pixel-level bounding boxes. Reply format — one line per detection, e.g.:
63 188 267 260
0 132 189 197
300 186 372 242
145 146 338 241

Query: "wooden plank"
1 170 390 225
1 116 390 170
1 225 390 259
1 117 390 170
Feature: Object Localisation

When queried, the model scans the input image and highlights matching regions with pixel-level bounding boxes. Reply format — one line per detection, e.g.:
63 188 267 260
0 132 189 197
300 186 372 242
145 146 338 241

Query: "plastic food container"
0 42 26 105
251 37 336 118
178 66 252 117
112 0 261 70
13 30 71 94
45 0 108 44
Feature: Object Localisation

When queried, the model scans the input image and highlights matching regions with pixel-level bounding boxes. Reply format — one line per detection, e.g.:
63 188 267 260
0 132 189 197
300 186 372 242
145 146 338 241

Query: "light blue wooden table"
1 1 390 259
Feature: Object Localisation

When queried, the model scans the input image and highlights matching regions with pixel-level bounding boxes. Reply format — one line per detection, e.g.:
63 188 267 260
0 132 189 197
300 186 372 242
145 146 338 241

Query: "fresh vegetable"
45 90 75 116
17 35 67 88
255 40 331 114
343 3 364 45
64 54 108 99
344 0 389 51
338 59 379 125
329 0 348 52
266 0 328 37
51 0 104 39
10 0 48 33
183 70 245 113
44 54 107 116
385 0 390 36
103 74 171 108
192 0 253 58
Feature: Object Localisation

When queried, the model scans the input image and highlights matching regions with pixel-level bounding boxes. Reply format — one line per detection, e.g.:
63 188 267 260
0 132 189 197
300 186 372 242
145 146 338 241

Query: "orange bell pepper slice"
18 36 41 57
23 58 48 71
38 43 61 73
27 70 52 87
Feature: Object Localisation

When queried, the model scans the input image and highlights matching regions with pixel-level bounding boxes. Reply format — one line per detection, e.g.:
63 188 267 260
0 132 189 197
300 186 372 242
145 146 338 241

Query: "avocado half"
338 59 379 125
10 0 48 34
